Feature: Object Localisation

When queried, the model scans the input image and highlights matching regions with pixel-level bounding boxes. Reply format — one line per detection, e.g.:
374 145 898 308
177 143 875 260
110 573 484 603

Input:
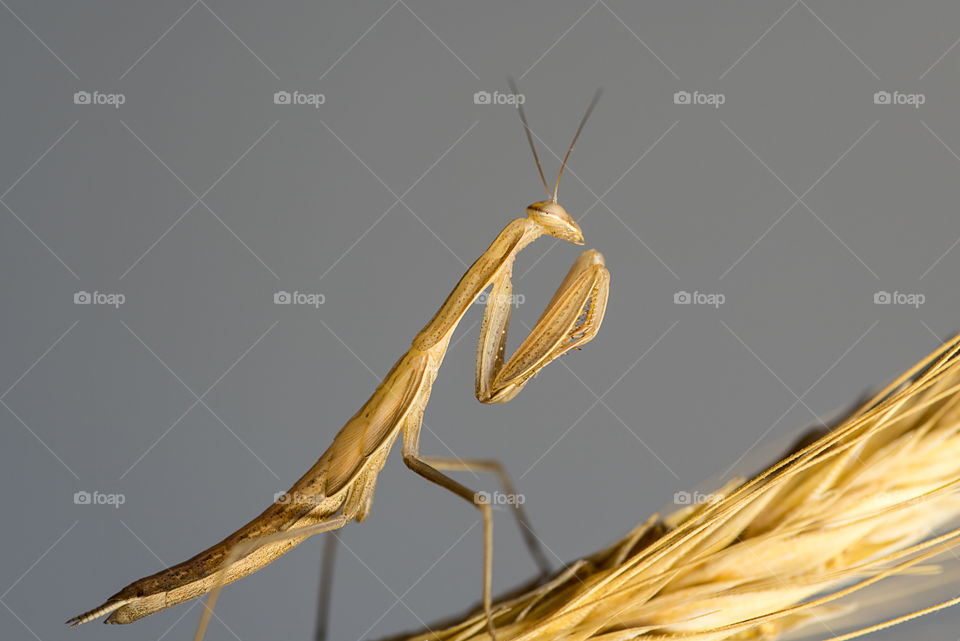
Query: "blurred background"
2 2 960 639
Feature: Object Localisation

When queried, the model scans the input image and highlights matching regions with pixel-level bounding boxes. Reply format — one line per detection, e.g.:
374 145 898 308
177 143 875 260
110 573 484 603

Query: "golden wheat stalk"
394 333 960 641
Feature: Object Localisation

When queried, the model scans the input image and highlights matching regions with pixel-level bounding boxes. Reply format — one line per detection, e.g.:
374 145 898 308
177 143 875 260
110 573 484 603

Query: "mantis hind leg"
314 533 339 641
314 457 384 641
192 514 353 641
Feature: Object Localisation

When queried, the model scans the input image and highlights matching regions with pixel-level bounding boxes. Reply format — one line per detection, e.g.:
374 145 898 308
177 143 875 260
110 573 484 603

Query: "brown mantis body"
67 91 608 640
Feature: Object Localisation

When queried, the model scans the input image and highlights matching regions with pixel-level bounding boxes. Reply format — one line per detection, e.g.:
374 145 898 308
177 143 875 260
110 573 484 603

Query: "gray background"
2 2 960 640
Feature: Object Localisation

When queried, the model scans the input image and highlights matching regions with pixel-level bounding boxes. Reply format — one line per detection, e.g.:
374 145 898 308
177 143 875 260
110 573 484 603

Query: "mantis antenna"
508 79 602 203
509 77 551 200
554 88 602 203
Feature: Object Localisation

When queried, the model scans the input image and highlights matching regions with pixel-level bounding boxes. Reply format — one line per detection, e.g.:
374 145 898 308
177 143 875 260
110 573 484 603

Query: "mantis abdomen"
79 350 433 624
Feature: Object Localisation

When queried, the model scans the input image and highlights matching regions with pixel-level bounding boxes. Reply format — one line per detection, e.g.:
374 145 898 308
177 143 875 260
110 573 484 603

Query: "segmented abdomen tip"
65 599 129 627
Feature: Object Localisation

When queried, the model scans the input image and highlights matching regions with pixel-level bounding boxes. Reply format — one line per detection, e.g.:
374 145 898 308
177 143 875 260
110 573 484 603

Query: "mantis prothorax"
67 88 609 641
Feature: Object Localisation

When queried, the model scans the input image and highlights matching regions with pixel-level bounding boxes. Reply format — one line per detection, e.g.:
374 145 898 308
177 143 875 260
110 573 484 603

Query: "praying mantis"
67 89 609 641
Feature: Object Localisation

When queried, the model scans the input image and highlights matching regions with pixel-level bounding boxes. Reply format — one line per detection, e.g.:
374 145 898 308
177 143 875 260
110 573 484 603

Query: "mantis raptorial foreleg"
477 248 608 404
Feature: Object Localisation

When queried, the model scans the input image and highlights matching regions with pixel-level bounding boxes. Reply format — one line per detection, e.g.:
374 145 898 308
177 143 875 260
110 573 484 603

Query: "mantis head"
526 201 583 244
510 79 600 247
